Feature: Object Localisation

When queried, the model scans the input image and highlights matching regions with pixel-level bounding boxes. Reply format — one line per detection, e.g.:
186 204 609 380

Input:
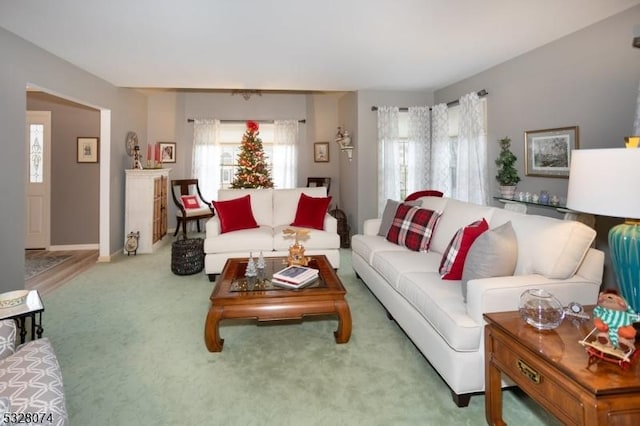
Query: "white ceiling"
1 0 639 92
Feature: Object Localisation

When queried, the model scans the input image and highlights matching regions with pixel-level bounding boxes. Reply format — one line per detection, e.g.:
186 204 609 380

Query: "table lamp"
566 148 640 311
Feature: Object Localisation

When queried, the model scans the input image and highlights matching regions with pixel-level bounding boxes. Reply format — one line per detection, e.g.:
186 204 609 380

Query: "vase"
499 185 517 199
519 289 565 330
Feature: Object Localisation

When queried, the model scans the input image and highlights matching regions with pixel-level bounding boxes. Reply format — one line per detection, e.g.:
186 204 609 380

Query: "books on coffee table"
271 274 318 289
271 265 319 288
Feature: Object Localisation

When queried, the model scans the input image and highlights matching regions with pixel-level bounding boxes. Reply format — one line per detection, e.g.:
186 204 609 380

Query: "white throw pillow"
531 221 595 279
461 221 517 302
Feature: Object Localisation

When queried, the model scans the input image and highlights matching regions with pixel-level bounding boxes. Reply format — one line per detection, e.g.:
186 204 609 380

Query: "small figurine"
283 228 310 266
133 145 144 170
593 290 638 352
125 231 140 256
245 252 257 277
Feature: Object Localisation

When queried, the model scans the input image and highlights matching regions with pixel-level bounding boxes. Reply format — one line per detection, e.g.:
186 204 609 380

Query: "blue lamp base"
609 220 640 312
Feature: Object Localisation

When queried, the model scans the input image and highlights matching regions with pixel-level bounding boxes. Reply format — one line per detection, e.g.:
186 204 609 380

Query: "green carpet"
42 239 558 425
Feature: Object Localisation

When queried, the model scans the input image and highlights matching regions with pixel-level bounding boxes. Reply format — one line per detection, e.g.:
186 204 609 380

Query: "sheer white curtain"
272 120 299 188
407 106 431 193
192 119 221 201
634 81 640 136
456 92 488 205
377 106 400 215
430 103 452 197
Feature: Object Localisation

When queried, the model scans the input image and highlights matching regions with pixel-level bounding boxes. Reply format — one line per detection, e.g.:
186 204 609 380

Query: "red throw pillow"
386 204 441 252
181 195 200 209
439 219 489 280
211 194 259 234
290 193 332 230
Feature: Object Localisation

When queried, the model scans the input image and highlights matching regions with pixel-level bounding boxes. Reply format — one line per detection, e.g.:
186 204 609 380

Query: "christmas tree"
231 120 274 189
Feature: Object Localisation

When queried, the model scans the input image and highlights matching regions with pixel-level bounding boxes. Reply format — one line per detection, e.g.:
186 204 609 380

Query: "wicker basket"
171 237 204 275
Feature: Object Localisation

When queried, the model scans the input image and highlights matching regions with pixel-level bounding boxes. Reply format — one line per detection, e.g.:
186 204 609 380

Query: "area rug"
25 254 72 280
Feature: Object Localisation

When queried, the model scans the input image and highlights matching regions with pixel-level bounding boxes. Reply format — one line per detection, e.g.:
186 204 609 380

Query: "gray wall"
1 28 147 292
27 92 100 246
435 5 640 288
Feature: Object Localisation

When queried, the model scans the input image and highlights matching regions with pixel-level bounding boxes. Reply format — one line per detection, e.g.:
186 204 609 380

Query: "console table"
493 197 595 228
484 310 640 425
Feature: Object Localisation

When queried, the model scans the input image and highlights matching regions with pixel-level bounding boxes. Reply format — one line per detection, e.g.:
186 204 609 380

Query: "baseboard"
49 243 99 251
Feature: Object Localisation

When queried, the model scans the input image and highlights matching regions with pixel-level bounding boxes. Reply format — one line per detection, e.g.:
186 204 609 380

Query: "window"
392 98 486 200
218 122 275 189
192 119 299 200
29 124 44 183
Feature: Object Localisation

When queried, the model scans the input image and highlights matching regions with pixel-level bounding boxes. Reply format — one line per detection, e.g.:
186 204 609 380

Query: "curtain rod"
187 118 306 124
370 89 488 112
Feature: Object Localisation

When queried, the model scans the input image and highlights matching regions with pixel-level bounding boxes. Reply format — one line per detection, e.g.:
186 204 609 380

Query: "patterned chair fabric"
0 320 16 360
0 320 68 426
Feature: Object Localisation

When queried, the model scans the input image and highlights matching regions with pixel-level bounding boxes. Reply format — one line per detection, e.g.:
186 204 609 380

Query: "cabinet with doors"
124 169 170 254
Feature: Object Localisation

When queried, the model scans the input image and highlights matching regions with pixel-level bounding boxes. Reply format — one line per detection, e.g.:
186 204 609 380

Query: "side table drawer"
491 335 584 424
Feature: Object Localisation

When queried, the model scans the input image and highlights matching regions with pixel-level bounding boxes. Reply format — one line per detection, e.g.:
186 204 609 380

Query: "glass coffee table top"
228 257 325 292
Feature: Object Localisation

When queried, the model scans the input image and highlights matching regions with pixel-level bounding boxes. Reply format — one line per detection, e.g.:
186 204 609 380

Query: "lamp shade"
566 148 640 219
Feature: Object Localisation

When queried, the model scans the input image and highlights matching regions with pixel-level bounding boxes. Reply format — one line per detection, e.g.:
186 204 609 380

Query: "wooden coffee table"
484 309 640 425
204 255 351 352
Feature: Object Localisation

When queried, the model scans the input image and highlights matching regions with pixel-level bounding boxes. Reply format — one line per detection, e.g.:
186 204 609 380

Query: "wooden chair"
306 177 331 195
170 179 214 237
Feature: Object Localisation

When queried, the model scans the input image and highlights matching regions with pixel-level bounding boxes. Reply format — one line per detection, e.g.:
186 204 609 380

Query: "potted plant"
495 137 520 199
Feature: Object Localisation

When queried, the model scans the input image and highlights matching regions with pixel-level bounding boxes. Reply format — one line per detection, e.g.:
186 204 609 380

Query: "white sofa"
204 187 340 280
351 196 604 407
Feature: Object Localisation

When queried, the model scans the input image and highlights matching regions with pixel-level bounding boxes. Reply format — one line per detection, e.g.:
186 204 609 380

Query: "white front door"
25 111 51 249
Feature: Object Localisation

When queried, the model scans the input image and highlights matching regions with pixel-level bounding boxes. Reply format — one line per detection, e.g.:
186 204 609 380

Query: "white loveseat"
351 196 604 407
204 187 340 280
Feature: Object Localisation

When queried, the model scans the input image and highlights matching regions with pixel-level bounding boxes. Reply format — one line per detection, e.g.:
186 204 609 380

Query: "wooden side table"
484 310 640 425
0 290 44 344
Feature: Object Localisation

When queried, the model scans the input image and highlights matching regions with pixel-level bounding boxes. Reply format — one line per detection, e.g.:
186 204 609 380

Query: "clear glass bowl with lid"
518 288 565 330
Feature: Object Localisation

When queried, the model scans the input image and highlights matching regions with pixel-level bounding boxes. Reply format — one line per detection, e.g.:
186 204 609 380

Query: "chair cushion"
211 194 259 234
461 221 517 302
386 204 441 252
0 338 68 425
290 193 332 230
273 225 340 251
180 195 200 209
439 218 489 280
203 225 273 253
177 206 213 218
378 199 421 237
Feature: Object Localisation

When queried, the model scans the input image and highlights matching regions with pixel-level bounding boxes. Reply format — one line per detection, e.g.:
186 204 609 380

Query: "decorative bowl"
0 290 29 309
519 288 565 330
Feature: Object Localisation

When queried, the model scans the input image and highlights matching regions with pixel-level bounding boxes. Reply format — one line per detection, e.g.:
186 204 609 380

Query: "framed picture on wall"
524 126 578 178
314 142 329 162
77 137 99 163
159 142 176 163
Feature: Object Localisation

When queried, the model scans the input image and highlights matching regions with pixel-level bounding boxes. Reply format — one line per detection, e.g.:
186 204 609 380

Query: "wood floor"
25 249 99 296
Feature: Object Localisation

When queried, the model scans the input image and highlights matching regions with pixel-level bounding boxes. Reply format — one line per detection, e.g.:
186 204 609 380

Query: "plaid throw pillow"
386 204 441 252
439 219 489 280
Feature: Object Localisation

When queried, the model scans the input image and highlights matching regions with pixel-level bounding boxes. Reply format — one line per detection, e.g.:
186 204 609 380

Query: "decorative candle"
155 143 160 164
147 144 152 162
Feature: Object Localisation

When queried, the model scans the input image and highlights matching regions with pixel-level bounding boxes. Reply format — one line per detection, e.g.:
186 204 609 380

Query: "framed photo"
159 142 176 163
314 142 329 162
77 137 99 163
524 126 579 178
